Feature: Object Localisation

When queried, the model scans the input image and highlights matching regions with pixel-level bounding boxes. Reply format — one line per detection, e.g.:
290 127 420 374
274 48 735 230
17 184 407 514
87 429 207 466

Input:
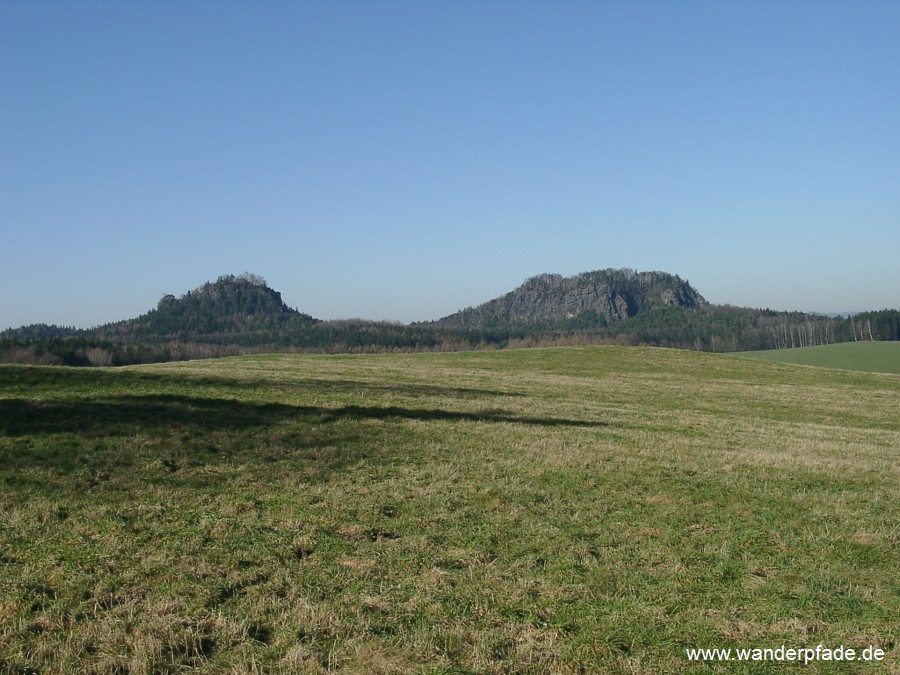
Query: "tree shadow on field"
0 365 522 402
0 394 298 437
0 394 371 482
0 395 605 439
0 364 153 392
312 404 606 428
0 394 605 482
227 377 525 401
1 365 604 483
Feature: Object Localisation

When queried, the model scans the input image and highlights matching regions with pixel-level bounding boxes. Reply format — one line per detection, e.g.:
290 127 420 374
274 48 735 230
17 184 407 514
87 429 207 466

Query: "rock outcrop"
431 268 705 329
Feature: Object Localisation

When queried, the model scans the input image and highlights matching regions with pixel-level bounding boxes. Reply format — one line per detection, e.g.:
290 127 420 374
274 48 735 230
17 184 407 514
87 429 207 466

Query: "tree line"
2 308 898 367
1 274 897 366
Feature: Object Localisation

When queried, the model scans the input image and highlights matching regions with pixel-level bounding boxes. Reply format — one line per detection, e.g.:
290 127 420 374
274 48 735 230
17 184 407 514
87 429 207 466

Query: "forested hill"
93 274 319 342
429 269 705 329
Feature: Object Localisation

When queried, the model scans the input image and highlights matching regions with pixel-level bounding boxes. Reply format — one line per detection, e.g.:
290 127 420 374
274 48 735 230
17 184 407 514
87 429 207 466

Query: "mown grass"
1 346 898 673
738 341 900 375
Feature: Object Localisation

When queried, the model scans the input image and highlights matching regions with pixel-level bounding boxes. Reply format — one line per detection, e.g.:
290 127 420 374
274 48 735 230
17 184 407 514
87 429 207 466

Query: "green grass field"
738 341 900 375
2 347 898 673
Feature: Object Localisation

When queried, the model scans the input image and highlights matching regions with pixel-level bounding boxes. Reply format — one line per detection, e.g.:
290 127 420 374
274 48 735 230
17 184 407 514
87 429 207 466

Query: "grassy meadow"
738 341 900 375
1 347 898 673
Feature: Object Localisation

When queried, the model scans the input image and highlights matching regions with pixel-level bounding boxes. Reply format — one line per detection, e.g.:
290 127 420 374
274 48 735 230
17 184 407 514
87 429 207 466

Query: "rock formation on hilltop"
94 273 319 342
431 268 705 329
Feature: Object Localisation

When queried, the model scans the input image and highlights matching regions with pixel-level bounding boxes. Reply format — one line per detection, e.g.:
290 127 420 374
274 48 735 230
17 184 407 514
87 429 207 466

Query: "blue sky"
2 0 898 329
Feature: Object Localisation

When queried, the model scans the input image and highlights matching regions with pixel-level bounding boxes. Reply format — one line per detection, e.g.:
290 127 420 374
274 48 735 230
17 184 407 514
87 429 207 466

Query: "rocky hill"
431 268 705 329
93 274 320 342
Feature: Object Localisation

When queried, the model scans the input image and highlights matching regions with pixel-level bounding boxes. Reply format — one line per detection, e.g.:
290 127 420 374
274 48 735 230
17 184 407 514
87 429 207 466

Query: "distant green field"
2 347 898 672
738 341 900 374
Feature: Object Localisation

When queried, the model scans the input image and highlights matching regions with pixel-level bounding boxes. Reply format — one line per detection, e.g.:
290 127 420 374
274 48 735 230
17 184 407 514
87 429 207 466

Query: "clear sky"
2 0 898 329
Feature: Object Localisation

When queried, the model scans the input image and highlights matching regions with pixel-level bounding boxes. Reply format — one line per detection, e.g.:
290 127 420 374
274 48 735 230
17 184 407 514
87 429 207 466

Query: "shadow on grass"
0 395 605 438
0 364 522 401
316 404 607 428
0 394 604 484
246 377 524 400
0 395 296 436
0 363 150 391
0 364 604 483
